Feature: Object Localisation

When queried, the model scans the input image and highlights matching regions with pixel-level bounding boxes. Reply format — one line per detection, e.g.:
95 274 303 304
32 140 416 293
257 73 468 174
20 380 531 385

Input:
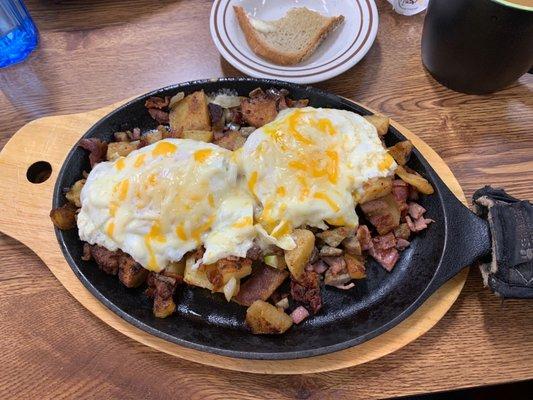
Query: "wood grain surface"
0 0 532 398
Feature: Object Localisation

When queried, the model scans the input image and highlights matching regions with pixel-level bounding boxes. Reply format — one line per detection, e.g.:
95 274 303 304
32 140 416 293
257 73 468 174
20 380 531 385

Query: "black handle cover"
423 180 492 298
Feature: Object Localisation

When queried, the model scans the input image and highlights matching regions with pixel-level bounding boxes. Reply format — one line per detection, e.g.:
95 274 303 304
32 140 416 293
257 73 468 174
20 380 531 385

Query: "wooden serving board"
0 99 468 374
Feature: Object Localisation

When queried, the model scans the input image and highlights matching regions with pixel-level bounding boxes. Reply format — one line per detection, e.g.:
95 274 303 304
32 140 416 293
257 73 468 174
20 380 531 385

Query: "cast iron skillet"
53 77 492 360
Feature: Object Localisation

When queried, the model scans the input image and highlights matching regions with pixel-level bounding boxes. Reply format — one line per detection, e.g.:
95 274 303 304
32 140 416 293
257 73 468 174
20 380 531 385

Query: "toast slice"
234 6 344 66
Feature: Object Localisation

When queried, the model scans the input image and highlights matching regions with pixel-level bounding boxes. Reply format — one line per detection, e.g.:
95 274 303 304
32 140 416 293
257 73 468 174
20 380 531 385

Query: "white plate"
210 0 379 84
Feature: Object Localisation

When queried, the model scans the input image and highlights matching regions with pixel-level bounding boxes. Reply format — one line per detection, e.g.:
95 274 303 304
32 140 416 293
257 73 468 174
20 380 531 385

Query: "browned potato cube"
184 256 213 290
284 229 315 279
316 226 355 247
169 90 211 132
358 177 393 204
344 254 366 279
245 300 293 334
388 140 413 166
216 257 252 283
154 297 176 318
364 114 390 136
163 260 186 279
214 131 246 150
182 130 214 143
142 130 163 145
241 96 278 127
342 236 362 255
106 141 139 160
50 204 77 230
396 165 434 195
118 256 148 288
65 179 85 208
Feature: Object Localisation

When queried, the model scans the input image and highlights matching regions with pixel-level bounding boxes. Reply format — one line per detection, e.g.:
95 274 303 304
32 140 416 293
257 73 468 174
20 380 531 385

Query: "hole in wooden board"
26 161 52 184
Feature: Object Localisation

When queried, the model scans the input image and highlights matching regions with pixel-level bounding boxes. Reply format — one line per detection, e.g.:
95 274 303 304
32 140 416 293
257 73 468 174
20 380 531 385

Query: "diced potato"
364 114 390 136
241 96 278 127
358 177 393 204
50 204 77 230
214 131 245 150
396 165 434 195
264 254 287 270
319 245 343 257
342 236 362 255
316 226 355 247
65 179 85 208
216 257 252 283
169 90 211 132
142 130 163 145
114 131 129 142
163 259 186 279
183 256 213 290
154 297 176 318
245 300 293 334
344 254 366 279
388 140 413 166
182 130 213 143
275 297 289 309
284 229 315 279
106 141 139 161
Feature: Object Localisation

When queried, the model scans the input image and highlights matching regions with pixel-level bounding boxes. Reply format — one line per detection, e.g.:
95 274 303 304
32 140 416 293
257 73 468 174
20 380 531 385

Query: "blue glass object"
0 0 39 68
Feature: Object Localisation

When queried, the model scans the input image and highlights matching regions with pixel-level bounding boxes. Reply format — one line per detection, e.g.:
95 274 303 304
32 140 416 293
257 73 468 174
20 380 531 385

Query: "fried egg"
77 139 256 272
239 107 397 249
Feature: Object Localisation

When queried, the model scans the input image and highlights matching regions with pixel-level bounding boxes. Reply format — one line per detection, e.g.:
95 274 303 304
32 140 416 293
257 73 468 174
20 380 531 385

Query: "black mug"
421 0 533 94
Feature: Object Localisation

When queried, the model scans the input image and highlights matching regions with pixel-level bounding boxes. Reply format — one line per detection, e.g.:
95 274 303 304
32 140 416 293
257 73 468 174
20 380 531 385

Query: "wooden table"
1 0 531 398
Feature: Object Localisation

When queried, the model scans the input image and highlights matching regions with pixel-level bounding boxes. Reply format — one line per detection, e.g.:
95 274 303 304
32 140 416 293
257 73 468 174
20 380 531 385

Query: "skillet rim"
53 77 457 360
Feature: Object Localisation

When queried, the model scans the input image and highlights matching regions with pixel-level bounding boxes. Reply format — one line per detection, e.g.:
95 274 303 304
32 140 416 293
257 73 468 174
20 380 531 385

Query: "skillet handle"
426 188 492 294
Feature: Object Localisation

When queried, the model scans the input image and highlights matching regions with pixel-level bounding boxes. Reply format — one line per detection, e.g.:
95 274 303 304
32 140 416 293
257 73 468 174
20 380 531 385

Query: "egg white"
77 139 255 272
238 107 397 248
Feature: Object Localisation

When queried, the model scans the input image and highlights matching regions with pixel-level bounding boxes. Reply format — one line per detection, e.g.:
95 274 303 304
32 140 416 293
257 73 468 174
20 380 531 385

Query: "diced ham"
129 128 141 141
408 202 426 219
406 215 434 232
372 232 397 250
290 306 310 324
356 225 373 251
291 271 322 314
369 247 399 271
78 138 108 168
208 103 224 131
360 197 400 235
145 96 170 109
233 264 288 306
396 238 411 250
334 282 355 290
245 242 263 261
312 260 329 274
360 199 388 215
147 108 170 124
322 256 346 275
392 180 409 211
